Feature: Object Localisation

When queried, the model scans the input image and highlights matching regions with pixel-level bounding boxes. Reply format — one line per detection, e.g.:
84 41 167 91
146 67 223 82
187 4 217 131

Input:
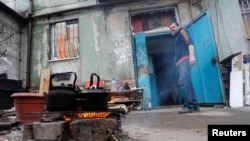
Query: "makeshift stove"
23 109 127 141
23 72 129 141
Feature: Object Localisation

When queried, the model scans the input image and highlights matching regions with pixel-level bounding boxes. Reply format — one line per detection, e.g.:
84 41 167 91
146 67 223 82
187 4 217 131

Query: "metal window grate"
239 0 250 36
50 19 79 60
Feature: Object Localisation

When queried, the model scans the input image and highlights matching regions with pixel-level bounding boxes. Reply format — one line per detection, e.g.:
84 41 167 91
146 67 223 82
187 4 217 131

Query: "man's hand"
188 44 196 65
190 56 196 65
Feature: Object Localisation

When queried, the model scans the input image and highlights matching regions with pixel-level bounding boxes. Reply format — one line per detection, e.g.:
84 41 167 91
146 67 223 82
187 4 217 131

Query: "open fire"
27 109 125 141
22 72 129 140
40 110 122 122
63 112 112 122
76 112 111 118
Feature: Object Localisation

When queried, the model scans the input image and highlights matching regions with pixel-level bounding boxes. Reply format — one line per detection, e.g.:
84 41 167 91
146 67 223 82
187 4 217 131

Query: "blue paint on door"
186 11 226 104
149 73 159 106
133 11 225 107
134 32 152 110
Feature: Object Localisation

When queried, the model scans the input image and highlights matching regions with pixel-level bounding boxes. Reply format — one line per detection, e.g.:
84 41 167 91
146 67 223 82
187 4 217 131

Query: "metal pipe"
26 0 33 89
19 22 22 80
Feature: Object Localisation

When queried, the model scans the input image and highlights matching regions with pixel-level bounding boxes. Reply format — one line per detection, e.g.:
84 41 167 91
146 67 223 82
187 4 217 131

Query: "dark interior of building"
146 34 183 106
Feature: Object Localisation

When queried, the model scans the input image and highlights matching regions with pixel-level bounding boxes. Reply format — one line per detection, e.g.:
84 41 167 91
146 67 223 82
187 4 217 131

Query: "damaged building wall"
189 0 249 61
1 0 248 89
30 0 181 88
32 0 97 16
103 8 134 79
0 0 198 88
30 6 135 88
0 5 27 83
177 2 193 26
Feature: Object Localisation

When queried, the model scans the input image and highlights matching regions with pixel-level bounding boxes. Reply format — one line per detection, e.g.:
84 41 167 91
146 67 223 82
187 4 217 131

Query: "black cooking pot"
76 73 110 111
46 72 80 111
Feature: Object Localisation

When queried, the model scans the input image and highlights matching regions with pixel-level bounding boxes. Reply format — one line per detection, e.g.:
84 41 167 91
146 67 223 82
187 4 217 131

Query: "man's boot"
194 106 200 112
178 107 194 114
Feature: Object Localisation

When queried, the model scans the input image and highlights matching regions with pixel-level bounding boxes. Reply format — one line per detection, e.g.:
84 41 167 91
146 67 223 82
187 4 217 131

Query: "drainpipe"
19 22 22 80
26 0 33 90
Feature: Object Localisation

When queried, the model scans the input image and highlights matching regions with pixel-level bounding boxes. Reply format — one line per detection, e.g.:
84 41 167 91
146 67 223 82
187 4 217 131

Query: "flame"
64 116 72 122
77 112 111 118
62 111 112 139
63 112 111 121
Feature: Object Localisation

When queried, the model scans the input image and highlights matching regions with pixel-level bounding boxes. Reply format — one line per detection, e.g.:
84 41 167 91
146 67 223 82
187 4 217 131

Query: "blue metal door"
133 11 225 106
134 32 153 110
186 11 226 104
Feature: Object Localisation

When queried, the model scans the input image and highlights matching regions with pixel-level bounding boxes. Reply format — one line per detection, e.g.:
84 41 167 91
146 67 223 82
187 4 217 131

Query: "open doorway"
130 7 182 107
133 11 226 108
146 34 181 106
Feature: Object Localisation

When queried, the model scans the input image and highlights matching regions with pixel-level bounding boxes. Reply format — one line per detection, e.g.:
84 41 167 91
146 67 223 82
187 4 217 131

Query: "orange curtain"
56 22 67 59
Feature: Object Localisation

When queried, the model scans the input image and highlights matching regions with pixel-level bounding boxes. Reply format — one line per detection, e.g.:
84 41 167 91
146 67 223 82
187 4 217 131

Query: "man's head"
169 22 180 34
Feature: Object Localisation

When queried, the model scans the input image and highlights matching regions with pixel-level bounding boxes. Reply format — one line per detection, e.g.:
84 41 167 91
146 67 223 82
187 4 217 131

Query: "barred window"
239 0 250 36
50 19 79 60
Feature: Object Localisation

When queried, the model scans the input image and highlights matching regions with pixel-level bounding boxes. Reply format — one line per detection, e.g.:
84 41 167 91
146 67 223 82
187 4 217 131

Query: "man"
169 22 200 114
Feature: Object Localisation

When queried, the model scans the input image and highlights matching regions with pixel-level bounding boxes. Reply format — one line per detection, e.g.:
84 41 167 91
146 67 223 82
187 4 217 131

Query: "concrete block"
33 121 70 141
71 118 117 141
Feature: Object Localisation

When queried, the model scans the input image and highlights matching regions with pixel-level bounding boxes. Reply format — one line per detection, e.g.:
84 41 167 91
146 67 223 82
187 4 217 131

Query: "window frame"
49 19 80 61
239 0 250 37
129 7 179 35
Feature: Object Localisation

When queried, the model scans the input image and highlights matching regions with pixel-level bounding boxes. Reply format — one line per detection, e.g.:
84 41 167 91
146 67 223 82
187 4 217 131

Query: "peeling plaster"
91 10 102 52
35 48 42 77
111 32 131 67
105 11 133 69
136 47 147 65
34 27 49 77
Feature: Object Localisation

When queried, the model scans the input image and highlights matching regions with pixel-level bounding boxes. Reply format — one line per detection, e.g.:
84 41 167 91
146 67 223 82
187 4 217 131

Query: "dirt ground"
1 105 250 141
121 105 250 141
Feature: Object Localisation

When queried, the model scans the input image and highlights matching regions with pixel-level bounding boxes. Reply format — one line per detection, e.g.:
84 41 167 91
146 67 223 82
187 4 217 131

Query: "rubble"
0 107 22 141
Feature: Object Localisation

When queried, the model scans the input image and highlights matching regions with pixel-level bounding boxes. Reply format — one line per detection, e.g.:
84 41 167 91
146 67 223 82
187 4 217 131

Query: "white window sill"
48 57 80 63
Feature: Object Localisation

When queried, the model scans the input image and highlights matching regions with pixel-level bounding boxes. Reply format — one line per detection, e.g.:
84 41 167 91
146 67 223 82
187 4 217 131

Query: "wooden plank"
39 68 51 94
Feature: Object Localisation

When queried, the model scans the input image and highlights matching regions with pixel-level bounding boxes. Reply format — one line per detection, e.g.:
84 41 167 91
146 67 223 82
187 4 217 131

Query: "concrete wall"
191 0 249 61
2 0 248 88
28 0 190 88
0 8 27 84
0 0 96 17
0 0 191 88
33 0 96 15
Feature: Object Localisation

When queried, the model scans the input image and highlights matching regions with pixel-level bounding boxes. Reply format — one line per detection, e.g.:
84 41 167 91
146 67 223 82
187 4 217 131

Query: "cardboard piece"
229 53 244 107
